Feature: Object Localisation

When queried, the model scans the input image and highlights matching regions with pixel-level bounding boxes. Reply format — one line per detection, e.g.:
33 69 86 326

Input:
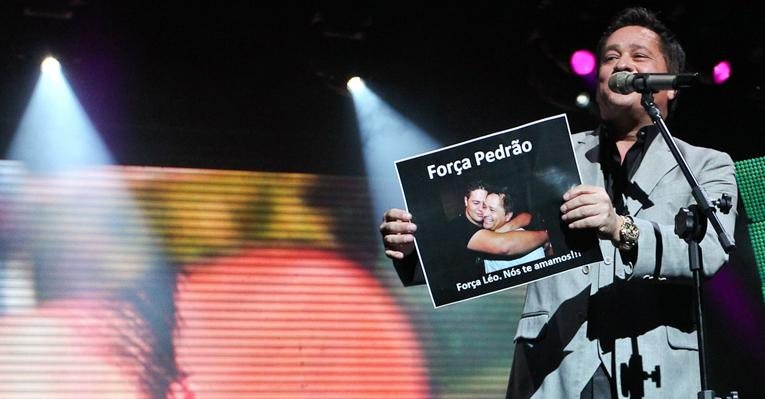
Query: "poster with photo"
396 114 602 307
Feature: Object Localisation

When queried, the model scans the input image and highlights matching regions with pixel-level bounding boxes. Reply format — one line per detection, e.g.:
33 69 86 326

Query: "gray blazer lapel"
628 134 678 216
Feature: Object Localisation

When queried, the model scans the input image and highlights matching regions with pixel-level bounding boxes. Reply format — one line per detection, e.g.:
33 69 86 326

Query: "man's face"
464 189 487 224
596 25 675 122
481 193 513 231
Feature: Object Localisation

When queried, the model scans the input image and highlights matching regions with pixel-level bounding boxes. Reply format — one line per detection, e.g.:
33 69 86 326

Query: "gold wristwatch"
617 215 639 250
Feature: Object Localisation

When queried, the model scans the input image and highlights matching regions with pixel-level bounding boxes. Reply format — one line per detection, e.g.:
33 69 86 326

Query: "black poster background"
396 114 602 307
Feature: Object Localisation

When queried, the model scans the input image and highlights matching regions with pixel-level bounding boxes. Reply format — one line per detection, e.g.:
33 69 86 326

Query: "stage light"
575 92 591 108
10 54 112 172
4 52 165 318
40 56 61 74
713 60 731 85
347 76 365 91
570 50 596 76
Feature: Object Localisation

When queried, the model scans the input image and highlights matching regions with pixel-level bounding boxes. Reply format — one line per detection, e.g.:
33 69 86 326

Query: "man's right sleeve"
393 254 425 286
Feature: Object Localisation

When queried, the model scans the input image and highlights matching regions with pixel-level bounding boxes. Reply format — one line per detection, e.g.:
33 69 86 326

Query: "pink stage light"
570 50 596 76
713 60 731 85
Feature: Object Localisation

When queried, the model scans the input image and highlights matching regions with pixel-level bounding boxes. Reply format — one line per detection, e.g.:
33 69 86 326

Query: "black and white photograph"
396 114 602 307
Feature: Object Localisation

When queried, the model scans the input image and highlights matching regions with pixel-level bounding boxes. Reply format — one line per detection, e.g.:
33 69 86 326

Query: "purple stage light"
570 50 596 76
713 60 731 84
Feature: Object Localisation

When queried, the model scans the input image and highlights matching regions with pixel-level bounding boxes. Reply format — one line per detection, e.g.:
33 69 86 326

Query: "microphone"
608 71 699 94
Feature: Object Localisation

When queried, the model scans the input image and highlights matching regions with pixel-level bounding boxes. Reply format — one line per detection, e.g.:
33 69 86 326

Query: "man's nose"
614 59 635 72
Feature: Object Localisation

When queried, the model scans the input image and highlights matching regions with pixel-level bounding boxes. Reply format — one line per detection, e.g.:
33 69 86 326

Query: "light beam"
349 82 441 227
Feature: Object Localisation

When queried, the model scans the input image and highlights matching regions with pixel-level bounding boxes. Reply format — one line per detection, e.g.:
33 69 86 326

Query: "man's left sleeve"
629 151 737 280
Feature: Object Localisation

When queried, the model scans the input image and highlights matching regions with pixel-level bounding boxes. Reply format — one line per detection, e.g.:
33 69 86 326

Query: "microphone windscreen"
608 71 634 94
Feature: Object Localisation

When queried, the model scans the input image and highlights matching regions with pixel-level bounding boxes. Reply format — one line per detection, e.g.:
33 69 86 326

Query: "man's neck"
605 121 647 163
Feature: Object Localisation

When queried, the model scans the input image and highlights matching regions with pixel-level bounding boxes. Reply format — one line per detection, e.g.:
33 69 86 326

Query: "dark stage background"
0 1 763 398
0 1 763 173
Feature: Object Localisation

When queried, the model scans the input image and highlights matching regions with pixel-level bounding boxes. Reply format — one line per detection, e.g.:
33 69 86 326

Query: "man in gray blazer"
379 7 737 399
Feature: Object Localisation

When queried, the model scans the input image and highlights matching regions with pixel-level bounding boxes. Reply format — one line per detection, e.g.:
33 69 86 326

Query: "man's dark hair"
596 7 686 75
490 186 514 215
463 180 488 199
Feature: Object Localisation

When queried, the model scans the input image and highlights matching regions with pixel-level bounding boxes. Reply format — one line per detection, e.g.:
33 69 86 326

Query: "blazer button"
603 256 612 265
582 265 590 274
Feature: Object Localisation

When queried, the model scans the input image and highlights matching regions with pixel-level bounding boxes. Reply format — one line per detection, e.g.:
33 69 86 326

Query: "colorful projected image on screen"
0 161 522 398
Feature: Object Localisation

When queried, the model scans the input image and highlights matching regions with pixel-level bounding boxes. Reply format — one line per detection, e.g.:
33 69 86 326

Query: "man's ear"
505 212 514 222
668 89 677 101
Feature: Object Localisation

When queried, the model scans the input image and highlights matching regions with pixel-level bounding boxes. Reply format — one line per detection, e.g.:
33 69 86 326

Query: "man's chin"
600 92 640 112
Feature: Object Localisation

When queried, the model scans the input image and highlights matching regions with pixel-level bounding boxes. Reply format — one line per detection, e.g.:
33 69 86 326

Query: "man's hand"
560 185 623 241
379 208 417 260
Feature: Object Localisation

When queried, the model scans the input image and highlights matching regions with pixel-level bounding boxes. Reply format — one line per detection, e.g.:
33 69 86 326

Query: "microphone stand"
639 91 737 399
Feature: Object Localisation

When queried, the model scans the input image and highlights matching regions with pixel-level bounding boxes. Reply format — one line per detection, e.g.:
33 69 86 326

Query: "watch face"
614 217 639 251
626 225 639 239
621 217 639 242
